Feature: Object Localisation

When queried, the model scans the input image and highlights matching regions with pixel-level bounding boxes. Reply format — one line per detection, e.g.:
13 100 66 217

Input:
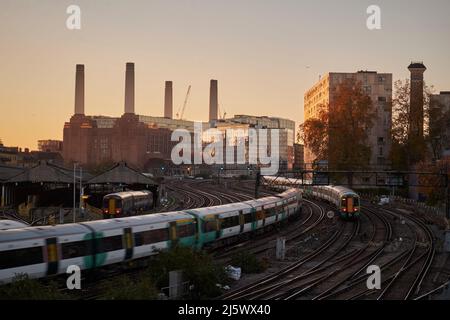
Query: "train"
102 190 153 219
0 188 301 284
263 176 361 219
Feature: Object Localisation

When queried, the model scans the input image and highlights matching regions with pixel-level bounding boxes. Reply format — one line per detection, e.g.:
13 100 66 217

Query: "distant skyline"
1 0 450 149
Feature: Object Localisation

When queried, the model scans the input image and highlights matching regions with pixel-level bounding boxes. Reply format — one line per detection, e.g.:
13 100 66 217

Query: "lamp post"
73 162 78 223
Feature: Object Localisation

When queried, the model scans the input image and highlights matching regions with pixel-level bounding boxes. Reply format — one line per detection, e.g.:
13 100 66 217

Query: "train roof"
80 211 194 231
0 219 30 230
319 185 359 196
185 202 252 218
0 223 91 243
104 190 152 199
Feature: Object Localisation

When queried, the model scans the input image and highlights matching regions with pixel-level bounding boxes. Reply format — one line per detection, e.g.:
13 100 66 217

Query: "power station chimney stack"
209 79 218 121
164 81 173 119
74 64 85 115
124 62 135 114
407 61 426 164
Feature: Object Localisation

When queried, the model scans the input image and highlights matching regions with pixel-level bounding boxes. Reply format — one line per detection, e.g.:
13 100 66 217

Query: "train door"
347 197 354 213
239 210 244 233
45 238 59 276
108 199 116 217
123 228 134 260
169 221 177 247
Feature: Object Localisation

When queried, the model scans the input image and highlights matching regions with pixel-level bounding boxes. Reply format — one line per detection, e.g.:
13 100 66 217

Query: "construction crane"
218 103 227 120
176 85 191 120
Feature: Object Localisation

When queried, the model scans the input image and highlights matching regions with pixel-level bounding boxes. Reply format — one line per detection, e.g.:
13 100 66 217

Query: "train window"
341 198 347 207
202 220 216 233
256 211 265 220
62 240 92 259
97 235 123 252
265 207 277 217
0 246 43 269
177 223 196 238
221 215 240 229
243 213 253 224
353 197 360 206
134 228 169 246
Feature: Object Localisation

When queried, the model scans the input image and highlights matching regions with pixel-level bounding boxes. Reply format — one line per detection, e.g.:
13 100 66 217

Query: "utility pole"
446 170 449 219
73 163 77 223
79 166 83 219
255 169 261 199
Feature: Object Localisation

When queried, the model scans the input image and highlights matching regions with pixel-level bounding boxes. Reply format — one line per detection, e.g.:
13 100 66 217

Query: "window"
0 246 43 269
98 235 123 253
243 213 253 224
177 223 196 238
265 207 278 217
134 228 169 246
202 220 217 233
378 96 386 102
62 240 92 259
378 137 384 145
221 215 240 229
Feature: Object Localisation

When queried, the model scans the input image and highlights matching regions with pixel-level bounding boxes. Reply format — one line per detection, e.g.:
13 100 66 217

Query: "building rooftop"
408 61 426 69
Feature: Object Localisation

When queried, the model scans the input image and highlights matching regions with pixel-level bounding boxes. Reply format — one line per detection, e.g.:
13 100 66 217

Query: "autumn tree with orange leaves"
299 79 376 170
390 79 435 170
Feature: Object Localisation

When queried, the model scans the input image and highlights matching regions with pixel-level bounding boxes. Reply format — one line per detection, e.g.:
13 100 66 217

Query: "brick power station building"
63 63 176 169
63 63 296 171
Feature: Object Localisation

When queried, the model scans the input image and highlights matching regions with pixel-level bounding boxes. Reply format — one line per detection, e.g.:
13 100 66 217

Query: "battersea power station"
63 63 296 171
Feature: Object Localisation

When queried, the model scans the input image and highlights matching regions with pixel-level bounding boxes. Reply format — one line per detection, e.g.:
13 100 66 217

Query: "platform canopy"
6 161 80 184
0 165 25 182
87 161 158 186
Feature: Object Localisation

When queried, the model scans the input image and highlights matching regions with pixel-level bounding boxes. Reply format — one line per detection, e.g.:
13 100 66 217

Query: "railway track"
220 196 445 300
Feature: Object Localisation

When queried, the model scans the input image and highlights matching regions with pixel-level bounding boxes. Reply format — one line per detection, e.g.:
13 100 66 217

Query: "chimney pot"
124 62 135 114
74 64 85 115
164 81 173 119
209 79 218 121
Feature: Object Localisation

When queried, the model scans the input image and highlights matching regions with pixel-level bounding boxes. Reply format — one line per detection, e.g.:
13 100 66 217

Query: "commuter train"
263 176 360 219
0 188 301 284
102 190 153 219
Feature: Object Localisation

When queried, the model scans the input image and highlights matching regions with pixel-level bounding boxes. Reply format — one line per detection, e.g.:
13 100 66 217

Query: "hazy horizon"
1 0 450 149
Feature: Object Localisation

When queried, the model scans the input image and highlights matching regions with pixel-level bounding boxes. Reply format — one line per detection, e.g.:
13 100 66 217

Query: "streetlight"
73 163 78 223
72 163 83 223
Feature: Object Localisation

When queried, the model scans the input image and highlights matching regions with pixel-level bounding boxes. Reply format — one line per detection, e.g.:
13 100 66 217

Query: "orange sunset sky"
1 0 450 150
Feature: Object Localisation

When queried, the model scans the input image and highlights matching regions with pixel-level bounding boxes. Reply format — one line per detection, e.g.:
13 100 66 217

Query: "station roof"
87 162 158 186
6 161 82 184
0 165 25 182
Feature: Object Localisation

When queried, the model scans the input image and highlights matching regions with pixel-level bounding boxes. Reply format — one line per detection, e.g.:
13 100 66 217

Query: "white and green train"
0 188 301 284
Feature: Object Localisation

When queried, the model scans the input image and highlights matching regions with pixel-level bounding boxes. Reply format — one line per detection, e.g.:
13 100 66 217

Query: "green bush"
146 246 227 299
102 274 158 300
230 252 267 274
0 274 70 300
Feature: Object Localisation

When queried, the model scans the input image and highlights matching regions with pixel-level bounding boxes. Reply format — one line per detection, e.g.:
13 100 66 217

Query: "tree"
299 79 376 170
428 99 450 161
391 79 435 169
